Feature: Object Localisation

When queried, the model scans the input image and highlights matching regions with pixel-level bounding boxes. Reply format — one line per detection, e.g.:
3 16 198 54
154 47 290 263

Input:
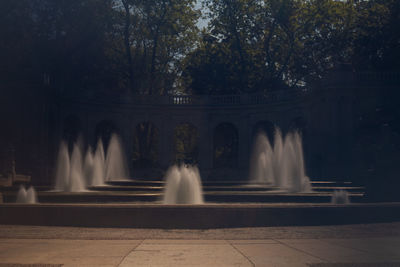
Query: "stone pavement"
0 223 399 266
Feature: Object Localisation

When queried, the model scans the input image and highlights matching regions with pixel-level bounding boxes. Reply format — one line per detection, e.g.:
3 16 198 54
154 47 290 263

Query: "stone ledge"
0 203 399 229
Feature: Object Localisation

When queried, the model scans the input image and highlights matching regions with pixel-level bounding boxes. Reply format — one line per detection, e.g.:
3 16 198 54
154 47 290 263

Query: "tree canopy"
0 0 398 95
183 0 400 94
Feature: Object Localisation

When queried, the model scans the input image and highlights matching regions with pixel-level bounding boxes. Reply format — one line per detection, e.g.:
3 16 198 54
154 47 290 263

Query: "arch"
289 116 309 172
252 120 276 145
63 115 82 151
94 120 119 151
289 116 307 133
173 123 199 164
132 121 159 168
213 123 239 168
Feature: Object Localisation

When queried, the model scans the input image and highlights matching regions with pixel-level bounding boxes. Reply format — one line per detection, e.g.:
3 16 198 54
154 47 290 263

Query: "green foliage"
0 0 199 95
0 0 398 95
0 0 116 91
173 123 199 164
112 0 200 94
213 123 238 168
183 0 400 95
132 122 159 167
350 0 400 70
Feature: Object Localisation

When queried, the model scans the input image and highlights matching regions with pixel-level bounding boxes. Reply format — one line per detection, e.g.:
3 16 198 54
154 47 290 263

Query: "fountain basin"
1 179 365 203
0 202 399 229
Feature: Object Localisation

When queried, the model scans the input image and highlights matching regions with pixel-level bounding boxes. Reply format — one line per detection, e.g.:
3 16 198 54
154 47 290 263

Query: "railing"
210 95 241 105
63 87 314 107
166 88 312 106
354 71 400 83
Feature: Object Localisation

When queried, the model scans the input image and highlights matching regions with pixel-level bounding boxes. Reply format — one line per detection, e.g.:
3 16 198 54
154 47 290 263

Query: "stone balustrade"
66 87 314 107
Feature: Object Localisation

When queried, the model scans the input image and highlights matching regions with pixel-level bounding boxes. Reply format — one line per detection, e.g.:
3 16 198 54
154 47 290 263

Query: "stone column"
238 116 250 179
159 116 173 169
198 122 212 178
120 115 133 177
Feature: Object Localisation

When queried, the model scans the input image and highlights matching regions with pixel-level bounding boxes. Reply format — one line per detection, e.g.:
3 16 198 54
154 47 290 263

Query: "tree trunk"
122 0 135 93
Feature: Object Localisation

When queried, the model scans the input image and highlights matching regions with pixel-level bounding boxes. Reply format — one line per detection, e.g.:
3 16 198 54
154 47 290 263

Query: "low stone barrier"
0 203 399 229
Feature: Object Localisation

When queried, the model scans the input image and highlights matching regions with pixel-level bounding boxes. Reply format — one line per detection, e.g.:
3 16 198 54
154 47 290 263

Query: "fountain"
54 141 70 191
68 143 86 192
331 190 350 204
249 128 311 193
2 122 375 228
16 185 27 203
16 185 37 204
83 146 94 185
163 164 204 204
54 141 86 192
54 133 129 191
91 139 105 186
105 134 130 181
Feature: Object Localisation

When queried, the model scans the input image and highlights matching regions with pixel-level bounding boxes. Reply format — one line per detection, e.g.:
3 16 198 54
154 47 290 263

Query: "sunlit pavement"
0 223 400 266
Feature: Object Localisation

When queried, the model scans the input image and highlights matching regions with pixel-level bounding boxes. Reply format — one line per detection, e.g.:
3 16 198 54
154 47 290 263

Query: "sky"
195 0 209 29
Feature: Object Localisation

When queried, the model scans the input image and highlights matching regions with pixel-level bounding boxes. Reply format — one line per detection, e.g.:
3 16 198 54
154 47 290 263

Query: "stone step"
105 179 360 187
88 184 365 193
1 190 365 204
2 202 400 228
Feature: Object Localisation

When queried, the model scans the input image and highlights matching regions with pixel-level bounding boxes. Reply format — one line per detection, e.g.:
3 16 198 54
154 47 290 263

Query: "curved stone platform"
1 180 365 203
0 203 399 229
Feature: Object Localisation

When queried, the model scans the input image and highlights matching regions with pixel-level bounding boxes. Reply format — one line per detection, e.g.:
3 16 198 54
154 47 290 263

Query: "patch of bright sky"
195 0 209 29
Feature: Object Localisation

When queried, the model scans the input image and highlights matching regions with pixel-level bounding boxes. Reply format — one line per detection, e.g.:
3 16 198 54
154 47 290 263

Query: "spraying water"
249 128 311 193
16 185 27 203
16 185 38 204
54 133 129 191
68 143 85 192
83 146 94 185
105 134 130 181
163 165 204 204
331 190 350 204
91 139 105 186
54 141 70 191
26 186 38 203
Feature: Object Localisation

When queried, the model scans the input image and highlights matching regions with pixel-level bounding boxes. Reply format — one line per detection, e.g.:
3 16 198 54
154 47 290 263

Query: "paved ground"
0 223 400 266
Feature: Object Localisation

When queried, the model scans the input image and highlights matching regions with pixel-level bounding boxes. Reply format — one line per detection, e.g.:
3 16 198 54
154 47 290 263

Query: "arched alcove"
94 120 119 152
252 120 276 145
289 116 307 134
132 121 159 168
213 123 239 168
173 123 199 164
289 116 309 175
62 115 82 151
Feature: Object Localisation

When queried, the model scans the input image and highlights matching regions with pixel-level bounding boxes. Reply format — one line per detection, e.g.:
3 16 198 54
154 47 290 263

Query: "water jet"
163 165 204 204
249 128 311 193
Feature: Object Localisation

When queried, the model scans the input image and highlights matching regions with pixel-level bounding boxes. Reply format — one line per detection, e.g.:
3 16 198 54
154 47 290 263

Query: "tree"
350 0 400 70
0 0 116 91
183 0 360 94
114 0 200 95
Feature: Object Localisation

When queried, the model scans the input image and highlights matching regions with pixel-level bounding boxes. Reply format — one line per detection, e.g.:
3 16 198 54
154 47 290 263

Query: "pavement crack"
229 241 256 267
117 239 145 266
273 238 330 263
318 238 386 259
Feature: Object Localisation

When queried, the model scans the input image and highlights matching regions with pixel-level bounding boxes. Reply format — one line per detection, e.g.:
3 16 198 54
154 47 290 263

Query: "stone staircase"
1 179 365 204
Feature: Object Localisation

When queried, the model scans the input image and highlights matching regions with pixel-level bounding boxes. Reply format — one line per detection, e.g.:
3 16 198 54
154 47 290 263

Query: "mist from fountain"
54 133 129 192
83 146 94 186
105 134 130 181
68 143 85 192
163 165 204 204
331 190 350 204
16 185 38 203
249 128 311 193
26 186 38 203
16 185 27 203
54 141 70 191
91 139 105 186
